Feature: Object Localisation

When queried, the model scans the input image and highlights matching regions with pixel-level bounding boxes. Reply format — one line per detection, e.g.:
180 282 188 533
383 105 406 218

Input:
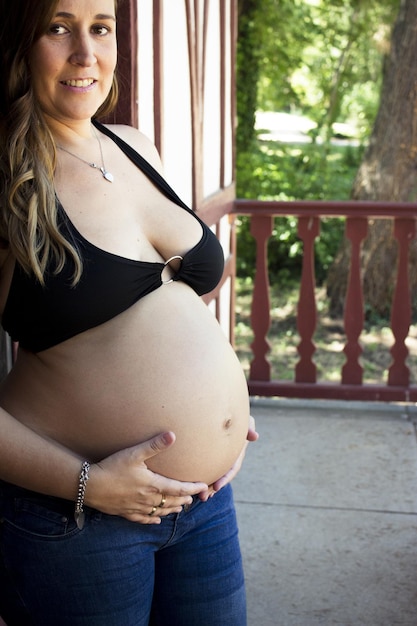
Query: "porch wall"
136 0 237 339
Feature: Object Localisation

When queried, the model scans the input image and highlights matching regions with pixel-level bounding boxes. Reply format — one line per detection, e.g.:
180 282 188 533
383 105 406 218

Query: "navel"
223 417 233 430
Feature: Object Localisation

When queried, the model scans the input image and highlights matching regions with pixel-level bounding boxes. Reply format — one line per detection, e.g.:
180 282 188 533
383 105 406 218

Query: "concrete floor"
233 398 417 626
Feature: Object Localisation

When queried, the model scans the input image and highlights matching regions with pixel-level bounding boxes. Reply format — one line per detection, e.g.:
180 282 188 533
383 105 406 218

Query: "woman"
0 0 257 624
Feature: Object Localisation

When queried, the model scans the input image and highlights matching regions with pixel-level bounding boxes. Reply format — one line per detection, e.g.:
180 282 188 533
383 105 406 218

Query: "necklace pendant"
101 168 114 183
57 125 114 183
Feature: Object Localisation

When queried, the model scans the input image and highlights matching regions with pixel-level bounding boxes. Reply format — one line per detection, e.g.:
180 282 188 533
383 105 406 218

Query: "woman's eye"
48 24 68 35
45 22 113 37
92 25 111 36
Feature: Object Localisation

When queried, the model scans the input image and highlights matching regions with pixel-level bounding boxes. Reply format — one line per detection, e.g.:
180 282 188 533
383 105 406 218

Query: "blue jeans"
0 482 246 626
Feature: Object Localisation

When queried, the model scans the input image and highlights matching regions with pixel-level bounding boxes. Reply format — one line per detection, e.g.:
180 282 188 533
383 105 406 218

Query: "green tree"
236 0 262 154
327 0 417 319
237 0 398 150
237 0 313 153
294 0 398 142
236 0 400 305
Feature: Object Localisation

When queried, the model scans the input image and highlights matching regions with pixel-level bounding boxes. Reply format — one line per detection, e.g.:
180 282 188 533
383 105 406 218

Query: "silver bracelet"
74 461 90 530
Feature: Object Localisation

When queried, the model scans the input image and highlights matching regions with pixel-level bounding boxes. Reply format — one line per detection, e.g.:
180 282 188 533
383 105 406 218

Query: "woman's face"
29 0 117 126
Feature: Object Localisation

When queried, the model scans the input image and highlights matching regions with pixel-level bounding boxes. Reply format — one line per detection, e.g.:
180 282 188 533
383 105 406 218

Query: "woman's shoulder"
103 124 164 174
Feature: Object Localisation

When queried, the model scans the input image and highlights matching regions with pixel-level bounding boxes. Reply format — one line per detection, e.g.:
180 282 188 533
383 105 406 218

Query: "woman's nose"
69 34 97 66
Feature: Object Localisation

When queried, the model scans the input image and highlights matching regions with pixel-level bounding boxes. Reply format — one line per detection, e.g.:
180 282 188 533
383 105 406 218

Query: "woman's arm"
0 408 207 524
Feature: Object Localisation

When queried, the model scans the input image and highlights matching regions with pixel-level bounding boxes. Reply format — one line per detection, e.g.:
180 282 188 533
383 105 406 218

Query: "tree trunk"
236 0 262 153
327 0 417 319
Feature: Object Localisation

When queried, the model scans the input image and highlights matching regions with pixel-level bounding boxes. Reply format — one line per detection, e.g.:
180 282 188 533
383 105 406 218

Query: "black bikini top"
2 122 224 352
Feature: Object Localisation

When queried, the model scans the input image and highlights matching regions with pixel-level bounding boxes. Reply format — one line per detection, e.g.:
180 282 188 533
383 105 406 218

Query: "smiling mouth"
61 79 95 88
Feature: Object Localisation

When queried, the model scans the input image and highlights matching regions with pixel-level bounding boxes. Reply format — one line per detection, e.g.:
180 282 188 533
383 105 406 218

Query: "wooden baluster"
295 216 320 382
342 217 368 384
388 218 415 386
249 215 273 381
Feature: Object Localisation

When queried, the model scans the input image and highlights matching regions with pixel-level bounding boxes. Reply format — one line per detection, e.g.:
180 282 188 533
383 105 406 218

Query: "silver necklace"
57 126 114 183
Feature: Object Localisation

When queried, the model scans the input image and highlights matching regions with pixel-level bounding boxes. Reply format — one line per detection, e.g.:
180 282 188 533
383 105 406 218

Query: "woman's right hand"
85 431 207 524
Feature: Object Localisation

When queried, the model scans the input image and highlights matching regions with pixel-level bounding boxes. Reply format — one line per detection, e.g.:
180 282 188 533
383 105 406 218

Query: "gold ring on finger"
159 494 166 508
149 506 158 516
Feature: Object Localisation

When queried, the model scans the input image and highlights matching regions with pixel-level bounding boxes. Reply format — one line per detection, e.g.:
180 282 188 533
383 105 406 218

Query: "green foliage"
236 0 399 288
236 139 364 285
292 0 398 139
237 140 364 200
237 0 399 144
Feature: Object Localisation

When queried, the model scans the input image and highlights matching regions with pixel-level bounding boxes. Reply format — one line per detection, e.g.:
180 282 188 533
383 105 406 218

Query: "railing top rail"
233 198 417 218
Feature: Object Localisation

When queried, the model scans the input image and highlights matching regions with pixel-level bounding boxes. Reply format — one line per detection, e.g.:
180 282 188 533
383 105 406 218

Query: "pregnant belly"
1 285 250 485
137 346 250 483
88 331 250 484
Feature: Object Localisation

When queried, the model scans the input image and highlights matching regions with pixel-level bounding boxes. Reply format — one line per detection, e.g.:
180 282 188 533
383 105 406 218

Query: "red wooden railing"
233 199 417 402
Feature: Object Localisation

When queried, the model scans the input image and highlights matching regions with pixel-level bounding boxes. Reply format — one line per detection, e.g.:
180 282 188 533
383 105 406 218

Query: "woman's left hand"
198 415 259 501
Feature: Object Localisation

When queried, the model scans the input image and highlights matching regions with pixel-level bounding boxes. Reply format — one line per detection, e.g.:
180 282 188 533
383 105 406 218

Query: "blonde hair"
0 0 119 285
